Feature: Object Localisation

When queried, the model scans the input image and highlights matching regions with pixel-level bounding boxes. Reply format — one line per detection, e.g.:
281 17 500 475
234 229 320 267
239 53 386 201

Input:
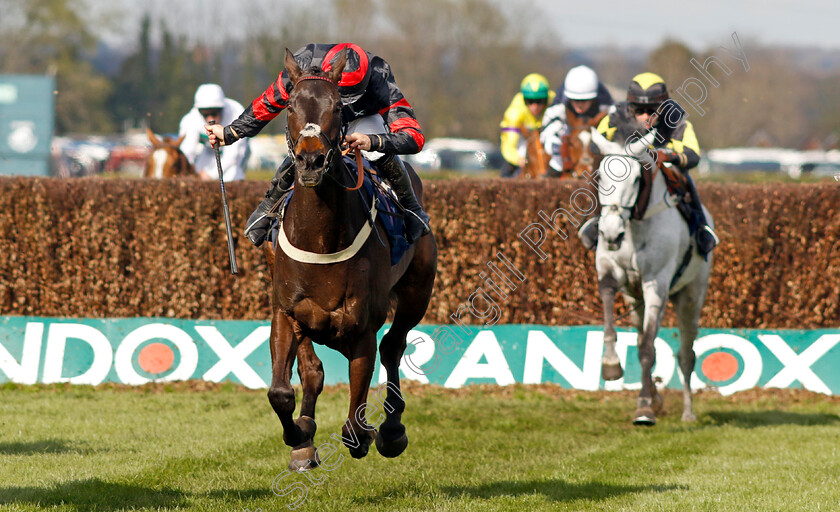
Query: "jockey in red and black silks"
224 43 431 247
226 43 424 156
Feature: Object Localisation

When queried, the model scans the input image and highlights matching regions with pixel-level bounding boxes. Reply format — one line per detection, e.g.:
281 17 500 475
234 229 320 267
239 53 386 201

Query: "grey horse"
590 127 714 425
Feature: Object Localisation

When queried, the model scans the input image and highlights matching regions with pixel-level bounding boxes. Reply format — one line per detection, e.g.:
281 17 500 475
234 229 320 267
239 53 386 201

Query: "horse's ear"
285 48 302 84
174 133 186 147
327 48 347 85
626 129 658 165
590 127 617 154
147 127 162 148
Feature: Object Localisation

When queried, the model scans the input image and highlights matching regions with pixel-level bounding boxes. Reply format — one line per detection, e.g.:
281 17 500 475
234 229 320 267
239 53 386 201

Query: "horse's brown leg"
297 338 324 420
283 337 324 471
342 332 378 459
266 311 311 468
263 242 276 280
599 275 623 381
374 309 419 458
375 237 436 458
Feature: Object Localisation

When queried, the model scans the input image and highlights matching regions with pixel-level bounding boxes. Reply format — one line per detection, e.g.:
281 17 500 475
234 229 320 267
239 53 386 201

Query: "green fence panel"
1 317 838 395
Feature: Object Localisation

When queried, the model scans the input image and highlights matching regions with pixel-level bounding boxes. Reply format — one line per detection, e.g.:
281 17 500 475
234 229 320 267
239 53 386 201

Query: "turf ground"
1 382 839 511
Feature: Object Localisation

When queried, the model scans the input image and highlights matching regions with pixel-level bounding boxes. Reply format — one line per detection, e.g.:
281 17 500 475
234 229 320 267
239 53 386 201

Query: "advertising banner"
1 317 838 395
0 75 55 176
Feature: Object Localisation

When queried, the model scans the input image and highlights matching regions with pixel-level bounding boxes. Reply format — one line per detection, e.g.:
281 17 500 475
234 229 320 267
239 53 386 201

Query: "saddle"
266 156 412 266
632 161 693 226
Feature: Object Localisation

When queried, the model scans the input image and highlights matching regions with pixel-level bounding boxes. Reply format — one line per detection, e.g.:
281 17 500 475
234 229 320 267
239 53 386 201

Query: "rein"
287 74 364 191
599 153 678 220
277 73 374 264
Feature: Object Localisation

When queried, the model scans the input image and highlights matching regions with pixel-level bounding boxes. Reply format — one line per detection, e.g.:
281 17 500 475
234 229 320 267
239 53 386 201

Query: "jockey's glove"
656 148 679 164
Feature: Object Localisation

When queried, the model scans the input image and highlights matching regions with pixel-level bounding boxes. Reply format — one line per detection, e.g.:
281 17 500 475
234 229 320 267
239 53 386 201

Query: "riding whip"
210 120 239 275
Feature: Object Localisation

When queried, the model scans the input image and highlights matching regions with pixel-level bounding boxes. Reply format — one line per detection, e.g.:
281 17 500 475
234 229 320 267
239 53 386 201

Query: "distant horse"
590 126 713 426
558 110 607 178
261 48 437 470
522 128 550 178
144 127 195 178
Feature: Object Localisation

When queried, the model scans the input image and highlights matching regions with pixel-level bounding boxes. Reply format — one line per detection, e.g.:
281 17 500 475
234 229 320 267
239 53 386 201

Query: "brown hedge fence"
0 177 838 328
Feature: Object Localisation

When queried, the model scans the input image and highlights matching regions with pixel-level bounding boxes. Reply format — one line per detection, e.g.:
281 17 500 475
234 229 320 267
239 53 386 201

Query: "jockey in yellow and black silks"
499 73 555 177
578 72 719 256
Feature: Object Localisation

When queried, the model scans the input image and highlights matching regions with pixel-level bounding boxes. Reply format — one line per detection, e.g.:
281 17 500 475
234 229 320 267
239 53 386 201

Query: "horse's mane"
300 67 329 79
611 105 644 145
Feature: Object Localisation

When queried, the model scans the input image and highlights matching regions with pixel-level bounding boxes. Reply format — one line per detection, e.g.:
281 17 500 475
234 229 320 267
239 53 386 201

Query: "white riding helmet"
194 83 226 109
563 66 599 100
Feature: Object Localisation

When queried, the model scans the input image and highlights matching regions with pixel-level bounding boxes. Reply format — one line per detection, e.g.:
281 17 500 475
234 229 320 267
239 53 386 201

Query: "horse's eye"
287 106 295 115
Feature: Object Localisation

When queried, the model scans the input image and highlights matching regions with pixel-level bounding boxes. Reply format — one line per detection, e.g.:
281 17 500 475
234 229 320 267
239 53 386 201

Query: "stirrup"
703 225 720 246
403 209 431 243
577 218 599 251
244 212 269 237
696 225 719 256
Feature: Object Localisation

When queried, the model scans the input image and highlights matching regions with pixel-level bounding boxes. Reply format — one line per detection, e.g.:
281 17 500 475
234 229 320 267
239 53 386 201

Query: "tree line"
1 0 836 149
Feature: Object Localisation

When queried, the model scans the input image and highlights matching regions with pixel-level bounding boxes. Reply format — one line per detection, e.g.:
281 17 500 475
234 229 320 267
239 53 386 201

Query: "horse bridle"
598 153 647 209
600 153 674 221
285 75 347 177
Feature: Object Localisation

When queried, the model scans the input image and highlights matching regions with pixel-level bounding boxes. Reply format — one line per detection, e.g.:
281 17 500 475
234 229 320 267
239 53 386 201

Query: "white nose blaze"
299 123 322 139
151 148 167 179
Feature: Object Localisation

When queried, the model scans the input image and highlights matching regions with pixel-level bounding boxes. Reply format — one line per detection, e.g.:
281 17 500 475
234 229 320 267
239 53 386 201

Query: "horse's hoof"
633 407 656 426
347 430 377 459
375 431 409 458
602 363 623 381
652 392 664 415
682 411 697 422
288 441 319 471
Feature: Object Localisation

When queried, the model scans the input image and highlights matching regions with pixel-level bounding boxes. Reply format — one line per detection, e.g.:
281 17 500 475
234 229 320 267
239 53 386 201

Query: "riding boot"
684 174 719 257
243 156 295 247
377 154 431 244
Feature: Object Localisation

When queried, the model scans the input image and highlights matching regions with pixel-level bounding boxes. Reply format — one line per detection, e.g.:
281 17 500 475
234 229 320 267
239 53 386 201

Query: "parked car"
405 138 502 173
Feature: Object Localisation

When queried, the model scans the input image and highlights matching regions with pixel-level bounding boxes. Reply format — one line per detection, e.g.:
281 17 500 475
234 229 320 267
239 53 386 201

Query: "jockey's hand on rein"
656 148 678 164
345 132 372 152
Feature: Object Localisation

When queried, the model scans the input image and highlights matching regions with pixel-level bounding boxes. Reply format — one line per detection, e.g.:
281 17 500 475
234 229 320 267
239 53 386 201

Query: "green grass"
1 383 839 511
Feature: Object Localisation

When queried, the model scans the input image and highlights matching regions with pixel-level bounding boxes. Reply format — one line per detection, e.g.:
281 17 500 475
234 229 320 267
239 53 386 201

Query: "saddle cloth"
268 156 411 266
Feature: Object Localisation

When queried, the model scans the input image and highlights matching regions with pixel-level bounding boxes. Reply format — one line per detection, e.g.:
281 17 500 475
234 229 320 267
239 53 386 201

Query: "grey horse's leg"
599 274 623 381
673 258 712 422
634 279 668 426
626 294 663 415
673 289 700 422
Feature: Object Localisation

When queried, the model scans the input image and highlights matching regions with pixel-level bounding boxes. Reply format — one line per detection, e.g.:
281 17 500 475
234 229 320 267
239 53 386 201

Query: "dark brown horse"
144 127 195 178
558 110 608 178
522 128 550 178
261 48 437 470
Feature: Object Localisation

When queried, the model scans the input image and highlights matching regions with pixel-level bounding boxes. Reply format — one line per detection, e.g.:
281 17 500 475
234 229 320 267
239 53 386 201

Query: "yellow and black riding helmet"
627 72 669 109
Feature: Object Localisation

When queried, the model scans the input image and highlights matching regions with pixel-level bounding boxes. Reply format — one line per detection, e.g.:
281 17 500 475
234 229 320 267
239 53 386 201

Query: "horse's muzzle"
299 171 325 188
605 232 624 251
296 152 328 187
600 212 626 250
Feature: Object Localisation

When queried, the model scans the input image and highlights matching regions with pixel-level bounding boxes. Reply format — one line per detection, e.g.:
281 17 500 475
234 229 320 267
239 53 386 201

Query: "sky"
531 0 840 50
98 0 840 52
